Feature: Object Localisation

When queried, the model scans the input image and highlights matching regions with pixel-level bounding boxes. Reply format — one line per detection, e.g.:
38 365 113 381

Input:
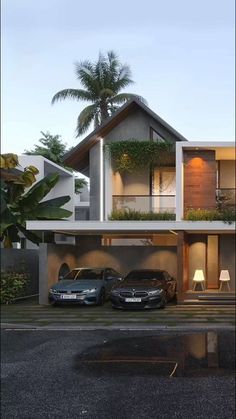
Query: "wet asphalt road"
1 330 235 419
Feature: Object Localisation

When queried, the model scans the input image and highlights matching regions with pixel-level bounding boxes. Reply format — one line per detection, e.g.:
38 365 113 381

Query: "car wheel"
97 289 106 306
159 293 167 309
172 292 177 303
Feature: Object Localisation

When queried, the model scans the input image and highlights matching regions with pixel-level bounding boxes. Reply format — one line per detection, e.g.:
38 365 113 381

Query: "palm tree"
51 51 147 136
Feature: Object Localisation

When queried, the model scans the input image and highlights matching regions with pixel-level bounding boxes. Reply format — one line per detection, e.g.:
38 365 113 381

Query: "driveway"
1 302 235 329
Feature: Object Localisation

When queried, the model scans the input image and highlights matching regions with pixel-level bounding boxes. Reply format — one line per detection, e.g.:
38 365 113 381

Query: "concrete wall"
76 246 177 278
104 108 181 144
89 142 101 220
18 155 75 219
1 249 39 296
220 235 236 291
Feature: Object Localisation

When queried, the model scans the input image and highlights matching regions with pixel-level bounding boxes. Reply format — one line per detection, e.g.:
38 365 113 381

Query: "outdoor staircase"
180 292 236 305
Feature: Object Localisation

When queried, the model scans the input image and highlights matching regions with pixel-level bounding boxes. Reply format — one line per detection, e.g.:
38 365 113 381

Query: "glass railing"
113 195 176 213
216 188 236 207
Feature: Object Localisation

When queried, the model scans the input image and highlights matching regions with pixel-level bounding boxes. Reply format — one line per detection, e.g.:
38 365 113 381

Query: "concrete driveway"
1 301 235 329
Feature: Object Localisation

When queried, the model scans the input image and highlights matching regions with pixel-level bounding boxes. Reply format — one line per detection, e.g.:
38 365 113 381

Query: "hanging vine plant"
105 139 174 173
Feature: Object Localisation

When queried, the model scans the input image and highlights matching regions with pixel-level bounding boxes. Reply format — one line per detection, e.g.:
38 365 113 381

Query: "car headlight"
83 288 97 293
49 288 59 294
148 289 163 295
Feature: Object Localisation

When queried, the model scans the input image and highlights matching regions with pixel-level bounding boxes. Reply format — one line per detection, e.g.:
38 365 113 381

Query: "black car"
110 269 176 309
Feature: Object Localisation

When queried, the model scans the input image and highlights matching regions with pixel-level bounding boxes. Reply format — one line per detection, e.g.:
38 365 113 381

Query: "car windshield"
64 269 104 280
125 270 164 281
63 270 80 280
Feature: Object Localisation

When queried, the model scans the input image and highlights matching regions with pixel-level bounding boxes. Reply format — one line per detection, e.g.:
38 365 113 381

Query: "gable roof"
64 98 187 174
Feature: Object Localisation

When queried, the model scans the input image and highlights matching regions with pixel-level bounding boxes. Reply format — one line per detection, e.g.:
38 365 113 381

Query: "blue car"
49 267 123 306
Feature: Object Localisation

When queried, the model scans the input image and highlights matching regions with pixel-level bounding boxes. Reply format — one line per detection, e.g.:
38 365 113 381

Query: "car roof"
127 269 164 272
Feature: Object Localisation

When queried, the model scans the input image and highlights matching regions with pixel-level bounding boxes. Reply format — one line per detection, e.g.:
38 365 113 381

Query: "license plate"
60 294 77 300
125 298 142 303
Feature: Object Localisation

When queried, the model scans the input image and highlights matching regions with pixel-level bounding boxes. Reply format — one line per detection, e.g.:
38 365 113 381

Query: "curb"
1 323 235 331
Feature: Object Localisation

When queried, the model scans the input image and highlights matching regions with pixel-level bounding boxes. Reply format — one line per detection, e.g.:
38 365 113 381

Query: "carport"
27 220 235 305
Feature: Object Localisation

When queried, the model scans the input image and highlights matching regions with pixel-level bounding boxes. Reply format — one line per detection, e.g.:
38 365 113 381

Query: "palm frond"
76 104 98 136
51 89 93 104
74 61 99 96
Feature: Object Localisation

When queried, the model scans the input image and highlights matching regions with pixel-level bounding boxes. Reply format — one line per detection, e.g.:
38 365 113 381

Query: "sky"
1 0 235 156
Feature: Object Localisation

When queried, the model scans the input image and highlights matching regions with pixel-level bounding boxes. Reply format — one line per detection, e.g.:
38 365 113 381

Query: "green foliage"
185 208 236 224
52 50 147 136
25 131 68 166
0 271 29 304
106 139 174 173
109 209 176 221
1 157 72 248
24 131 88 194
74 178 88 194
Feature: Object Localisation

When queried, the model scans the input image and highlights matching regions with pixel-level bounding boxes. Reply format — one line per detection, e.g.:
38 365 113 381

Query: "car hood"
115 279 163 290
51 280 102 291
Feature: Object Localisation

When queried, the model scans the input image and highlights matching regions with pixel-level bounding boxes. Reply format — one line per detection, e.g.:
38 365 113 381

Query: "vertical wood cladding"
184 150 216 210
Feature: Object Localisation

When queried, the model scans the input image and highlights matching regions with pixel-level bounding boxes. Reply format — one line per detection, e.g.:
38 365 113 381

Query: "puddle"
75 332 235 377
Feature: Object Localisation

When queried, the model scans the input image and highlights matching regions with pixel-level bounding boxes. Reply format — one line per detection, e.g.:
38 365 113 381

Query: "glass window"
125 270 165 281
150 128 165 143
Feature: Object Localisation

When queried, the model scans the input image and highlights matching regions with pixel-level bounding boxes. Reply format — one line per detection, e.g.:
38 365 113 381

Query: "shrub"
185 208 236 224
109 209 176 221
0 271 29 304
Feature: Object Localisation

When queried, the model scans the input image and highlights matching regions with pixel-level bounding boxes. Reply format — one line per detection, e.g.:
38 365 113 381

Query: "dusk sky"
2 0 235 155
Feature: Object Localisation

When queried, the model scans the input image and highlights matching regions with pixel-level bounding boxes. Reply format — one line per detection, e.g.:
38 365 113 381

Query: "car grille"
134 291 148 298
120 291 133 298
120 291 148 298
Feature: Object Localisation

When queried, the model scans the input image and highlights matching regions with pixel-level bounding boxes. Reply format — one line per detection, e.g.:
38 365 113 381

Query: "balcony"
113 195 175 214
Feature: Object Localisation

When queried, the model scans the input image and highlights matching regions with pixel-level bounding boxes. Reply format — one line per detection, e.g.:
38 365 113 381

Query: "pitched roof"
64 98 187 174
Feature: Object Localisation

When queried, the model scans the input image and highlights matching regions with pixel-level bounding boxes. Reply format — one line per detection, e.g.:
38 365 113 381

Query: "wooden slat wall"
184 150 216 211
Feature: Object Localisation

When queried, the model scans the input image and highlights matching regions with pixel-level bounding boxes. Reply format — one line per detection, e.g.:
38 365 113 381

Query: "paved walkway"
1 302 235 329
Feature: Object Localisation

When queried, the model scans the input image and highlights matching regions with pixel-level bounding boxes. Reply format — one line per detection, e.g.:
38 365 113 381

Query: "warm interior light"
193 269 205 282
219 270 230 282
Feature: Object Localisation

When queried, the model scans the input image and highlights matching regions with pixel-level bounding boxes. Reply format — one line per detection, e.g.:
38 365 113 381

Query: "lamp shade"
219 270 230 282
193 269 205 282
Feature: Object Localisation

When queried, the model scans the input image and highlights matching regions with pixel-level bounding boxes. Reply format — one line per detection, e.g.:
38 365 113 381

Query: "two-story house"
26 99 235 305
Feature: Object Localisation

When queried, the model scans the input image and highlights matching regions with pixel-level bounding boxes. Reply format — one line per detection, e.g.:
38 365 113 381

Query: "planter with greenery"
109 209 176 221
185 208 236 224
0 271 29 304
106 139 174 173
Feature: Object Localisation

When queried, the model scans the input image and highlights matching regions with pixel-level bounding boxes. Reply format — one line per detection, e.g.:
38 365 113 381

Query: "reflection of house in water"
77 332 235 377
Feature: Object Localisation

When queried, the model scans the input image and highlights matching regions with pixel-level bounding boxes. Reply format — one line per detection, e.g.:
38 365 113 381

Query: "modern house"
26 99 236 305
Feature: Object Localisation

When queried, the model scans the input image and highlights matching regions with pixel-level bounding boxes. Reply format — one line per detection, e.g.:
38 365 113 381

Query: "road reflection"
75 332 235 377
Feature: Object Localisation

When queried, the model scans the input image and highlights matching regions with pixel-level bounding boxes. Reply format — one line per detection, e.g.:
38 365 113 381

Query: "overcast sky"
2 0 235 155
